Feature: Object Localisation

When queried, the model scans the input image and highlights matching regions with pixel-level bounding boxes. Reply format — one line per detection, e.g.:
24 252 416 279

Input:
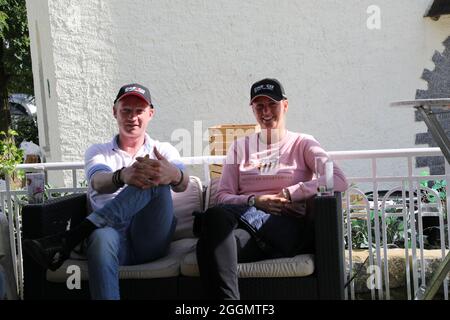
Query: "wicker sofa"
21 176 344 300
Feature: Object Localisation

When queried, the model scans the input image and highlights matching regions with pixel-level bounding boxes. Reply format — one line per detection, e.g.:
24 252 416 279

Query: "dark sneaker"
23 233 70 271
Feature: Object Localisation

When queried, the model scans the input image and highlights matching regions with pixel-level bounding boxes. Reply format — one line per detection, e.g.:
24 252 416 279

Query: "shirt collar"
111 133 154 155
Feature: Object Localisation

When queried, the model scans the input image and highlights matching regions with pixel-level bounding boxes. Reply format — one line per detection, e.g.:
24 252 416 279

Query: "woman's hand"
255 194 291 215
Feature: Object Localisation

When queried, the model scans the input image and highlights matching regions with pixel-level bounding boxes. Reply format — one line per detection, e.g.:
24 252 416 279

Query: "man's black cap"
114 83 153 107
250 78 287 104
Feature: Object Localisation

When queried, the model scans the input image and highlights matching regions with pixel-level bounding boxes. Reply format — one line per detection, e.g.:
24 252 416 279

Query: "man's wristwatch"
247 195 256 207
170 168 184 187
282 188 291 201
112 167 125 188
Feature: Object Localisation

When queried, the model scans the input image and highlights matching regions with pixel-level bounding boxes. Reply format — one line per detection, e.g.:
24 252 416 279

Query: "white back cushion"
171 176 203 240
205 177 221 209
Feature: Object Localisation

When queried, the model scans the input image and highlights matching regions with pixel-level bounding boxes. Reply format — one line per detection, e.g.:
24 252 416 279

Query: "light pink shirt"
216 131 348 204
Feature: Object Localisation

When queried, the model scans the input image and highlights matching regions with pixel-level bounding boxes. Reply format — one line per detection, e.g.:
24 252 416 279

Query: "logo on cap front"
254 84 275 93
125 86 146 95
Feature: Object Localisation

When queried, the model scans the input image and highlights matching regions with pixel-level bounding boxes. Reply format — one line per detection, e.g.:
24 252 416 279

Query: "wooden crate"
208 124 260 177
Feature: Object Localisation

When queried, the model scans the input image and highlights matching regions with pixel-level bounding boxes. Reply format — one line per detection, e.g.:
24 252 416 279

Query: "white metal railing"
334 148 449 300
1 148 449 300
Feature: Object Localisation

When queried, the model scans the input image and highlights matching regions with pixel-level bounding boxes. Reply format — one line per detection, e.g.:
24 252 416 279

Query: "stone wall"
348 248 449 299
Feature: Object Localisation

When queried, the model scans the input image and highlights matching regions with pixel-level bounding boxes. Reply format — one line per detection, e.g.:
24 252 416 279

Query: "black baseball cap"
250 78 287 104
114 83 153 107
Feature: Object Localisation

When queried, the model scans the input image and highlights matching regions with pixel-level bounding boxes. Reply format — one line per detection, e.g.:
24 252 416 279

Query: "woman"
196 78 348 300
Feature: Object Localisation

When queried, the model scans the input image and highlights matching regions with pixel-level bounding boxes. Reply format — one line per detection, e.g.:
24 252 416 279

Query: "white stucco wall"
25 0 450 184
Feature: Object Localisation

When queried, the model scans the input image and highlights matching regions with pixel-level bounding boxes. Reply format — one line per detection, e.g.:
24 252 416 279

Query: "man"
24 83 189 299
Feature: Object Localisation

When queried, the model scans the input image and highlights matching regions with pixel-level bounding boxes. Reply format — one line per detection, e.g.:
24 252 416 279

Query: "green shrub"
0 129 24 179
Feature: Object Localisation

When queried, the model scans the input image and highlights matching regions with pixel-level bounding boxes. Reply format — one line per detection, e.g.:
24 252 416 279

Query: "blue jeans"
85 185 176 300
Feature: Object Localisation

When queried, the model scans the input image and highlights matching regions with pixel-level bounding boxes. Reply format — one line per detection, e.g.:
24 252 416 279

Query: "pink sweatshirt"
216 131 348 204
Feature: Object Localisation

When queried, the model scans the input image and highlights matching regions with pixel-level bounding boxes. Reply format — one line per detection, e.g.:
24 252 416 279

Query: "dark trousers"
196 204 270 300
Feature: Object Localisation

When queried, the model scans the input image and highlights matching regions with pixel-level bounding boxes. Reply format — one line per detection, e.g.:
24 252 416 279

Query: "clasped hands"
255 192 306 218
121 147 180 189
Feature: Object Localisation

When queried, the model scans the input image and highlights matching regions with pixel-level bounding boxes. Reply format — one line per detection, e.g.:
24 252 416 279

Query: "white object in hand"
325 160 334 192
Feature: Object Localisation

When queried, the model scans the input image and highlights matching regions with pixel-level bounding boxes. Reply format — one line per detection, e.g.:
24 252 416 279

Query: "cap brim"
116 92 151 106
249 94 282 104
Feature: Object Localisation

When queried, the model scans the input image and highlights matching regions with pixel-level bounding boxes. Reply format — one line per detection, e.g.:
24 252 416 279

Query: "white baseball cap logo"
254 84 275 93
125 87 146 95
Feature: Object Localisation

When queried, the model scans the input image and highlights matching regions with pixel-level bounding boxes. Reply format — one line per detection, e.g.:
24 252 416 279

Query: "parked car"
8 94 36 121
8 94 39 146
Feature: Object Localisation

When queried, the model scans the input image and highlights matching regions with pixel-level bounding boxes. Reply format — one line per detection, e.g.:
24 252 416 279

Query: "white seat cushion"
171 176 203 240
181 251 315 278
47 238 197 282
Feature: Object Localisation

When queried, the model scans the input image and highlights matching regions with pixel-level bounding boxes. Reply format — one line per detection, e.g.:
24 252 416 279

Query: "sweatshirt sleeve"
286 136 348 202
215 142 249 205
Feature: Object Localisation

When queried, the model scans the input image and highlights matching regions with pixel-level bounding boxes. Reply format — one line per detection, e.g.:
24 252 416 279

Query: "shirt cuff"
287 183 305 202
